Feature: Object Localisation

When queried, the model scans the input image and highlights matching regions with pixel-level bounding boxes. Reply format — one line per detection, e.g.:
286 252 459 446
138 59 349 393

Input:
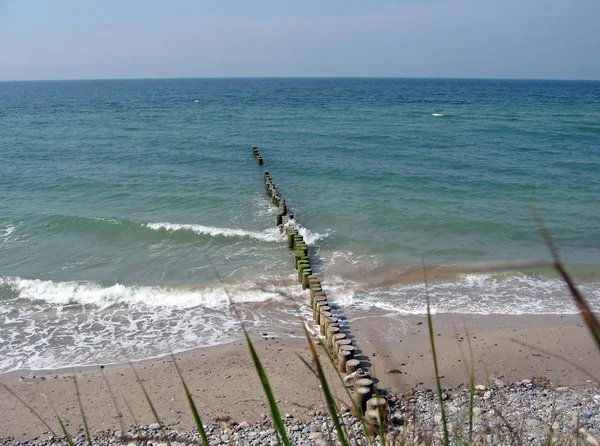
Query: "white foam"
0 275 307 373
0 276 283 310
146 222 285 243
321 272 600 316
91 216 122 225
432 113 444 117
1 224 15 240
287 220 330 245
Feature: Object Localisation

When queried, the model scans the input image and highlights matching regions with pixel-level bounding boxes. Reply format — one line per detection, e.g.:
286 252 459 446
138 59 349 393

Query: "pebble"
3 380 599 446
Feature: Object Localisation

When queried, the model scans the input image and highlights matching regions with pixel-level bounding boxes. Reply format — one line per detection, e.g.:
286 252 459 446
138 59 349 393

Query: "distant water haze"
0 78 599 372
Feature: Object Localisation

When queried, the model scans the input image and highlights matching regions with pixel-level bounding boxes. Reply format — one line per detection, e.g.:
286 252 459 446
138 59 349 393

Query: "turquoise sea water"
1 78 599 372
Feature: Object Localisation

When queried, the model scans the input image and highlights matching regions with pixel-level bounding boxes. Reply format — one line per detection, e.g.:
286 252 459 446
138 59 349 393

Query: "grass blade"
122 395 139 427
73 375 93 446
207 255 290 446
129 363 166 437
171 353 210 446
315 341 373 444
422 259 449 446
463 324 475 444
302 324 349 446
40 393 75 446
100 368 125 434
533 210 600 351
373 386 387 446
1 383 57 436
244 330 291 446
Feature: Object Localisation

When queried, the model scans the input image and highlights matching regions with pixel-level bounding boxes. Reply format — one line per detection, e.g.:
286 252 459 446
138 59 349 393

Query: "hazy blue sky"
1 0 599 81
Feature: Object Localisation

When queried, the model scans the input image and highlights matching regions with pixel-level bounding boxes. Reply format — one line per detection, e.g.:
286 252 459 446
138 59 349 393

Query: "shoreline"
0 312 586 378
1 313 599 440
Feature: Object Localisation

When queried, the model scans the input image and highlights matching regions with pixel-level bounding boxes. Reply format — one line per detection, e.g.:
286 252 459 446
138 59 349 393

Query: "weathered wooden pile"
252 146 387 423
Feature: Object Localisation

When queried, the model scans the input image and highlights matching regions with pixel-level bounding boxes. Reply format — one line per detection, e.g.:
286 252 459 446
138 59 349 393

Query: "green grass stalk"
374 387 387 446
122 395 139 427
129 363 167 437
243 330 291 446
208 256 291 446
1 383 57 436
73 375 93 446
40 393 75 446
303 325 349 446
422 259 449 446
100 368 125 434
463 324 476 444
534 210 600 352
171 353 210 446
315 340 372 443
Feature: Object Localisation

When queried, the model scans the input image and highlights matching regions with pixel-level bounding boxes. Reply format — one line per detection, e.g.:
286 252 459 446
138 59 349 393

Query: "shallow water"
1 78 599 372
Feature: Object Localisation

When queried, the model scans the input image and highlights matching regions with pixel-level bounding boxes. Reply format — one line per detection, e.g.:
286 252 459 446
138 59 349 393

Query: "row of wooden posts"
253 146 387 424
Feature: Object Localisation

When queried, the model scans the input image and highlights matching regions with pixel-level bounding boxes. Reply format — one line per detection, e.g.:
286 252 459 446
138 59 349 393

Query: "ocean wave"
34 214 286 244
286 220 330 245
432 113 444 117
322 272 600 316
0 276 286 310
146 222 285 242
0 275 307 372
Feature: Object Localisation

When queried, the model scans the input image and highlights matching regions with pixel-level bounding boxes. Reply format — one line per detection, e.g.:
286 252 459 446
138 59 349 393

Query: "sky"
1 0 599 81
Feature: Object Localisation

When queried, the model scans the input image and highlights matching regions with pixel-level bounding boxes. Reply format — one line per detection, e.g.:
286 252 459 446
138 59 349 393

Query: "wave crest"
146 222 285 242
0 276 284 310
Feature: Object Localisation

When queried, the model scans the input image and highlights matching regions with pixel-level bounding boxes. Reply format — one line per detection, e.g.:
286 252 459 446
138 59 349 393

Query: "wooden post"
296 260 309 272
276 210 285 226
301 270 312 289
308 278 321 290
338 349 353 373
326 326 340 348
345 359 361 374
364 410 380 427
287 231 298 249
355 387 373 413
335 339 352 358
355 378 374 393
310 286 323 299
312 290 326 302
338 345 355 363
331 333 346 358
324 316 338 335
319 309 331 335
314 300 327 323
367 397 387 413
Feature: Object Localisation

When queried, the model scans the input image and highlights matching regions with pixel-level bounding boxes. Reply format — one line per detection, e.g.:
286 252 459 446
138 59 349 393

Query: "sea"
1 78 599 373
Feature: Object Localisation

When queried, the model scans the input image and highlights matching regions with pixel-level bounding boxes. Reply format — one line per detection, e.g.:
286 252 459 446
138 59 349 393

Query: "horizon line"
1 75 600 83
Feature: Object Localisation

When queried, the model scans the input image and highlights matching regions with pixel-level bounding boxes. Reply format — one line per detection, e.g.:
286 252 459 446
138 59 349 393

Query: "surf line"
253 146 385 422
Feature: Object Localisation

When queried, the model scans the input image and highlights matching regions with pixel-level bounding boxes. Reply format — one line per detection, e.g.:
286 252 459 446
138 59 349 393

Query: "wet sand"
1 313 599 440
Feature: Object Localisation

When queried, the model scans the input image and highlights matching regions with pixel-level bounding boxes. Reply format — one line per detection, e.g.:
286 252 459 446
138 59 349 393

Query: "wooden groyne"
252 146 385 423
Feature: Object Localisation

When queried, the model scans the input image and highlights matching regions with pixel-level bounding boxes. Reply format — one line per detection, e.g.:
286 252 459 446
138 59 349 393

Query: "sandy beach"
1 313 598 441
